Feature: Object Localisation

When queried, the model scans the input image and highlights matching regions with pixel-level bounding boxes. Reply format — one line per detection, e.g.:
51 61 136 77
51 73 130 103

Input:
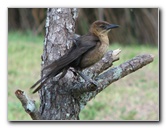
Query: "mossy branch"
74 51 154 109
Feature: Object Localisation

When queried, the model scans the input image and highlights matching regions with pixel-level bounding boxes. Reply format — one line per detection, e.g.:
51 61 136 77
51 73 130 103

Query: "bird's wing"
31 34 99 93
42 34 98 71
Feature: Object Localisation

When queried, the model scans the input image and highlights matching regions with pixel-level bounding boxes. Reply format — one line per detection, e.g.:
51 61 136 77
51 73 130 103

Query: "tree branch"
76 53 154 109
97 54 154 91
85 49 121 76
69 49 121 95
15 90 42 120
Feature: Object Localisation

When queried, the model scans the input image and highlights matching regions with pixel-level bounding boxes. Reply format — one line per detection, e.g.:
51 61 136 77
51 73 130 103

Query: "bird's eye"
99 25 106 29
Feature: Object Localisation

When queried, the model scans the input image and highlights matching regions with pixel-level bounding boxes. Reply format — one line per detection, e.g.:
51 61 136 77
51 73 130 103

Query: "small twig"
15 90 42 120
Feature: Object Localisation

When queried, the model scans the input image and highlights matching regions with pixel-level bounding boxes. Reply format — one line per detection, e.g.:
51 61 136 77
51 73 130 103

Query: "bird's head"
89 20 119 36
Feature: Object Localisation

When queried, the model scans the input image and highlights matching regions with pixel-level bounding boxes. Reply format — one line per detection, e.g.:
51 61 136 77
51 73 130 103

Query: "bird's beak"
106 24 119 30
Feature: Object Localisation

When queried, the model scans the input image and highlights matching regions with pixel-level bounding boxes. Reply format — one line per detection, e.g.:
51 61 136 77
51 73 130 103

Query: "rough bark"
39 8 79 120
15 8 154 120
76 54 154 109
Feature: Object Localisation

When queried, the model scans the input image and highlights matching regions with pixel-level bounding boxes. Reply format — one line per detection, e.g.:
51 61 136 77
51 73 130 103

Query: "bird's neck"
90 32 109 46
98 34 109 46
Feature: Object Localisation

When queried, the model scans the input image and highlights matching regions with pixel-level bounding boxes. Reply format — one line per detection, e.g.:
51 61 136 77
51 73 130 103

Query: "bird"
31 20 119 93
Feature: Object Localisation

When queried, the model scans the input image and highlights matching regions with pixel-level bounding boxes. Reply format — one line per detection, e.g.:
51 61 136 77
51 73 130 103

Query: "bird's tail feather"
30 74 48 89
31 46 89 93
31 67 62 93
32 76 50 93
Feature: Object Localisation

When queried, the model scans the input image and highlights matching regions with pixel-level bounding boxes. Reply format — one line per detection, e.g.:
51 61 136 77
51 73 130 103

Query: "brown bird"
31 20 119 93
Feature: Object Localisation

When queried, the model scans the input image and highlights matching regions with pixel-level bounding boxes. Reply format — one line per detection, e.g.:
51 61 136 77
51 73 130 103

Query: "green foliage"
8 31 43 121
8 31 159 121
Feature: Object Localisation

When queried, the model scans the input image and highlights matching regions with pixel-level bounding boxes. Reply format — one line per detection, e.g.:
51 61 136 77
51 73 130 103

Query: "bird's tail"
31 75 50 93
30 65 65 93
30 57 73 93
30 44 89 93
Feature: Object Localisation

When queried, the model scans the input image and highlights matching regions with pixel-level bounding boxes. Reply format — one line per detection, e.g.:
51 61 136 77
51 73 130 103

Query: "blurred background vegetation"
8 8 159 121
8 8 158 45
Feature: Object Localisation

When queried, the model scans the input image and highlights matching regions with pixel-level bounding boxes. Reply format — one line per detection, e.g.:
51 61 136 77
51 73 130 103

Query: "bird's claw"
86 79 99 91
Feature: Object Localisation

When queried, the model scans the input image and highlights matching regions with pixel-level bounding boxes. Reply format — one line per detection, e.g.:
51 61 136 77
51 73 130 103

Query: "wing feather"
31 34 98 93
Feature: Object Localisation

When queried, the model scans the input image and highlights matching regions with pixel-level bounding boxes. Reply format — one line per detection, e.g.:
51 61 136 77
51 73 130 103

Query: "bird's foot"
75 70 100 92
86 79 98 91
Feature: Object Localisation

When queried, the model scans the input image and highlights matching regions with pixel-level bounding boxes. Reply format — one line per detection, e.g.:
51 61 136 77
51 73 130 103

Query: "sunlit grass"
8 31 159 121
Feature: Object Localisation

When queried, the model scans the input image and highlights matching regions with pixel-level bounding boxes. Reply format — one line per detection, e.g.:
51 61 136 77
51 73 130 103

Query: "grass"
8 31 43 121
8 31 159 121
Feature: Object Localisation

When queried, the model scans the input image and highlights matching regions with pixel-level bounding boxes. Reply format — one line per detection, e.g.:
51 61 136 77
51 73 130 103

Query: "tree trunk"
39 8 79 120
15 8 154 120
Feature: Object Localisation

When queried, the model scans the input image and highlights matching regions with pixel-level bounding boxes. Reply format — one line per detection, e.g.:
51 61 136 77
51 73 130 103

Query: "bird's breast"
79 41 109 69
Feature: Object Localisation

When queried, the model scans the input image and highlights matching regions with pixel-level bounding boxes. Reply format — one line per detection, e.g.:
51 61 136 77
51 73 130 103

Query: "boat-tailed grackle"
31 20 119 93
